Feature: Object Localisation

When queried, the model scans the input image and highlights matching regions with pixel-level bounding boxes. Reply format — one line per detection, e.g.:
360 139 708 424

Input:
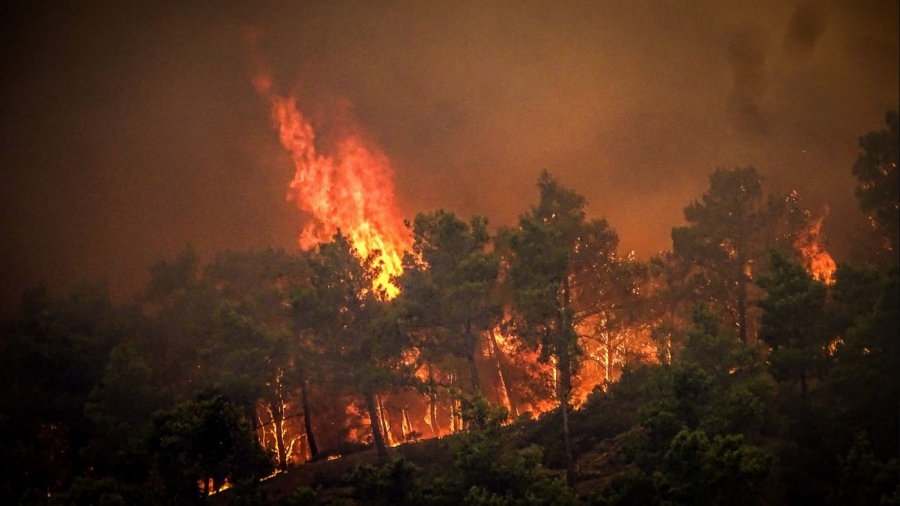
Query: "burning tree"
397 210 503 401
670 167 832 344
292 232 412 460
501 171 619 487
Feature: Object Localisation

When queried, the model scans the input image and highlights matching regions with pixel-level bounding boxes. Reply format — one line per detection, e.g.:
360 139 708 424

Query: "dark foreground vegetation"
1 112 897 505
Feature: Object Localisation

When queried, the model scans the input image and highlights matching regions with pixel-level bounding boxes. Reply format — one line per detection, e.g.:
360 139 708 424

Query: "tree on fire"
1 114 898 505
398 210 502 398
292 232 412 461
670 167 812 343
203 249 319 470
580 251 651 384
501 170 619 487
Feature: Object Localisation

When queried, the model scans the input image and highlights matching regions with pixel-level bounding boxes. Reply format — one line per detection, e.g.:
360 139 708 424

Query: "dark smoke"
0 0 897 316
783 1 828 62
727 28 771 136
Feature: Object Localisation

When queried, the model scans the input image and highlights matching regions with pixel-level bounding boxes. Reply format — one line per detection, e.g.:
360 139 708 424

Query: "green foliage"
344 458 422 506
449 431 578 505
671 167 768 343
340 446 578 506
291 232 415 459
604 430 772 506
829 432 900 506
145 245 201 303
0 283 121 503
757 249 832 409
285 486 322 506
852 110 899 253
670 167 811 343
680 308 757 380
398 209 501 394
340 392 577 506
460 392 509 432
49 476 153 506
822 265 900 460
2 161 898 506
503 171 619 486
148 395 273 504
656 430 772 506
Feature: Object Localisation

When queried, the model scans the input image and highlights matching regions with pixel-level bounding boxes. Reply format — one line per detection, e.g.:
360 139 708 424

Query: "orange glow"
204 478 232 496
797 207 837 284
253 70 409 297
244 40 657 461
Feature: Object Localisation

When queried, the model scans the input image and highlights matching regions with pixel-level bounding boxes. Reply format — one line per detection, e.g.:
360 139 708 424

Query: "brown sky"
1 0 897 314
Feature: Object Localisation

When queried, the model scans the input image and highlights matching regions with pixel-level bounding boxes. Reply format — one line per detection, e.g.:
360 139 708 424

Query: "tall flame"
244 38 658 454
797 206 837 284
253 70 409 296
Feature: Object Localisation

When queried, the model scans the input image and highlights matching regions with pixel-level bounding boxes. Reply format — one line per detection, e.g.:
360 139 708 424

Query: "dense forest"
1 111 897 506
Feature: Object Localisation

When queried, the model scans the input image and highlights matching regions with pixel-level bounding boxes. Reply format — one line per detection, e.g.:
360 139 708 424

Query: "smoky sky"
1 0 897 313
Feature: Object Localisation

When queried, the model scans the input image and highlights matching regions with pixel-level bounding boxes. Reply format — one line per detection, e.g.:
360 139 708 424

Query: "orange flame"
797 206 836 284
252 68 409 297
244 39 660 457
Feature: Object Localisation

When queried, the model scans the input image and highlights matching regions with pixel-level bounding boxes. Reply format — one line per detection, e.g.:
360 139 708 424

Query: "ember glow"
252 69 410 297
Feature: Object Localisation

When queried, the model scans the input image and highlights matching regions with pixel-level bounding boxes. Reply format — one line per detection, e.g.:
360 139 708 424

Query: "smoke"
0 0 897 315
783 1 828 62
726 27 771 136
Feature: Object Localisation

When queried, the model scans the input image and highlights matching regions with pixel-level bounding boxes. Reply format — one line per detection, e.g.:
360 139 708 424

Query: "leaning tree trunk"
299 375 319 461
269 398 288 472
489 331 518 416
364 390 389 460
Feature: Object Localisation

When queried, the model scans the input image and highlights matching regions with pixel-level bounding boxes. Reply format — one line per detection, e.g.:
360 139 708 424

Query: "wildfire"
252 67 409 297
243 34 657 466
797 207 837 284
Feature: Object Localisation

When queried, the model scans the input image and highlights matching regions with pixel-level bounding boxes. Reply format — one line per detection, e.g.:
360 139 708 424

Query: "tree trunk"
738 282 748 343
247 404 258 432
489 332 517 416
430 395 439 436
377 394 394 447
427 365 439 437
604 332 612 383
737 252 749 344
558 349 575 488
365 390 389 460
466 322 482 395
269 399 288 472
299 376 319 461
401 408 413 441
560 276 576 488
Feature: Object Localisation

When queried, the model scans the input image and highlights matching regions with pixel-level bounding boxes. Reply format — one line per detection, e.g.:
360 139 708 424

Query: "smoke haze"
1 0 897 313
